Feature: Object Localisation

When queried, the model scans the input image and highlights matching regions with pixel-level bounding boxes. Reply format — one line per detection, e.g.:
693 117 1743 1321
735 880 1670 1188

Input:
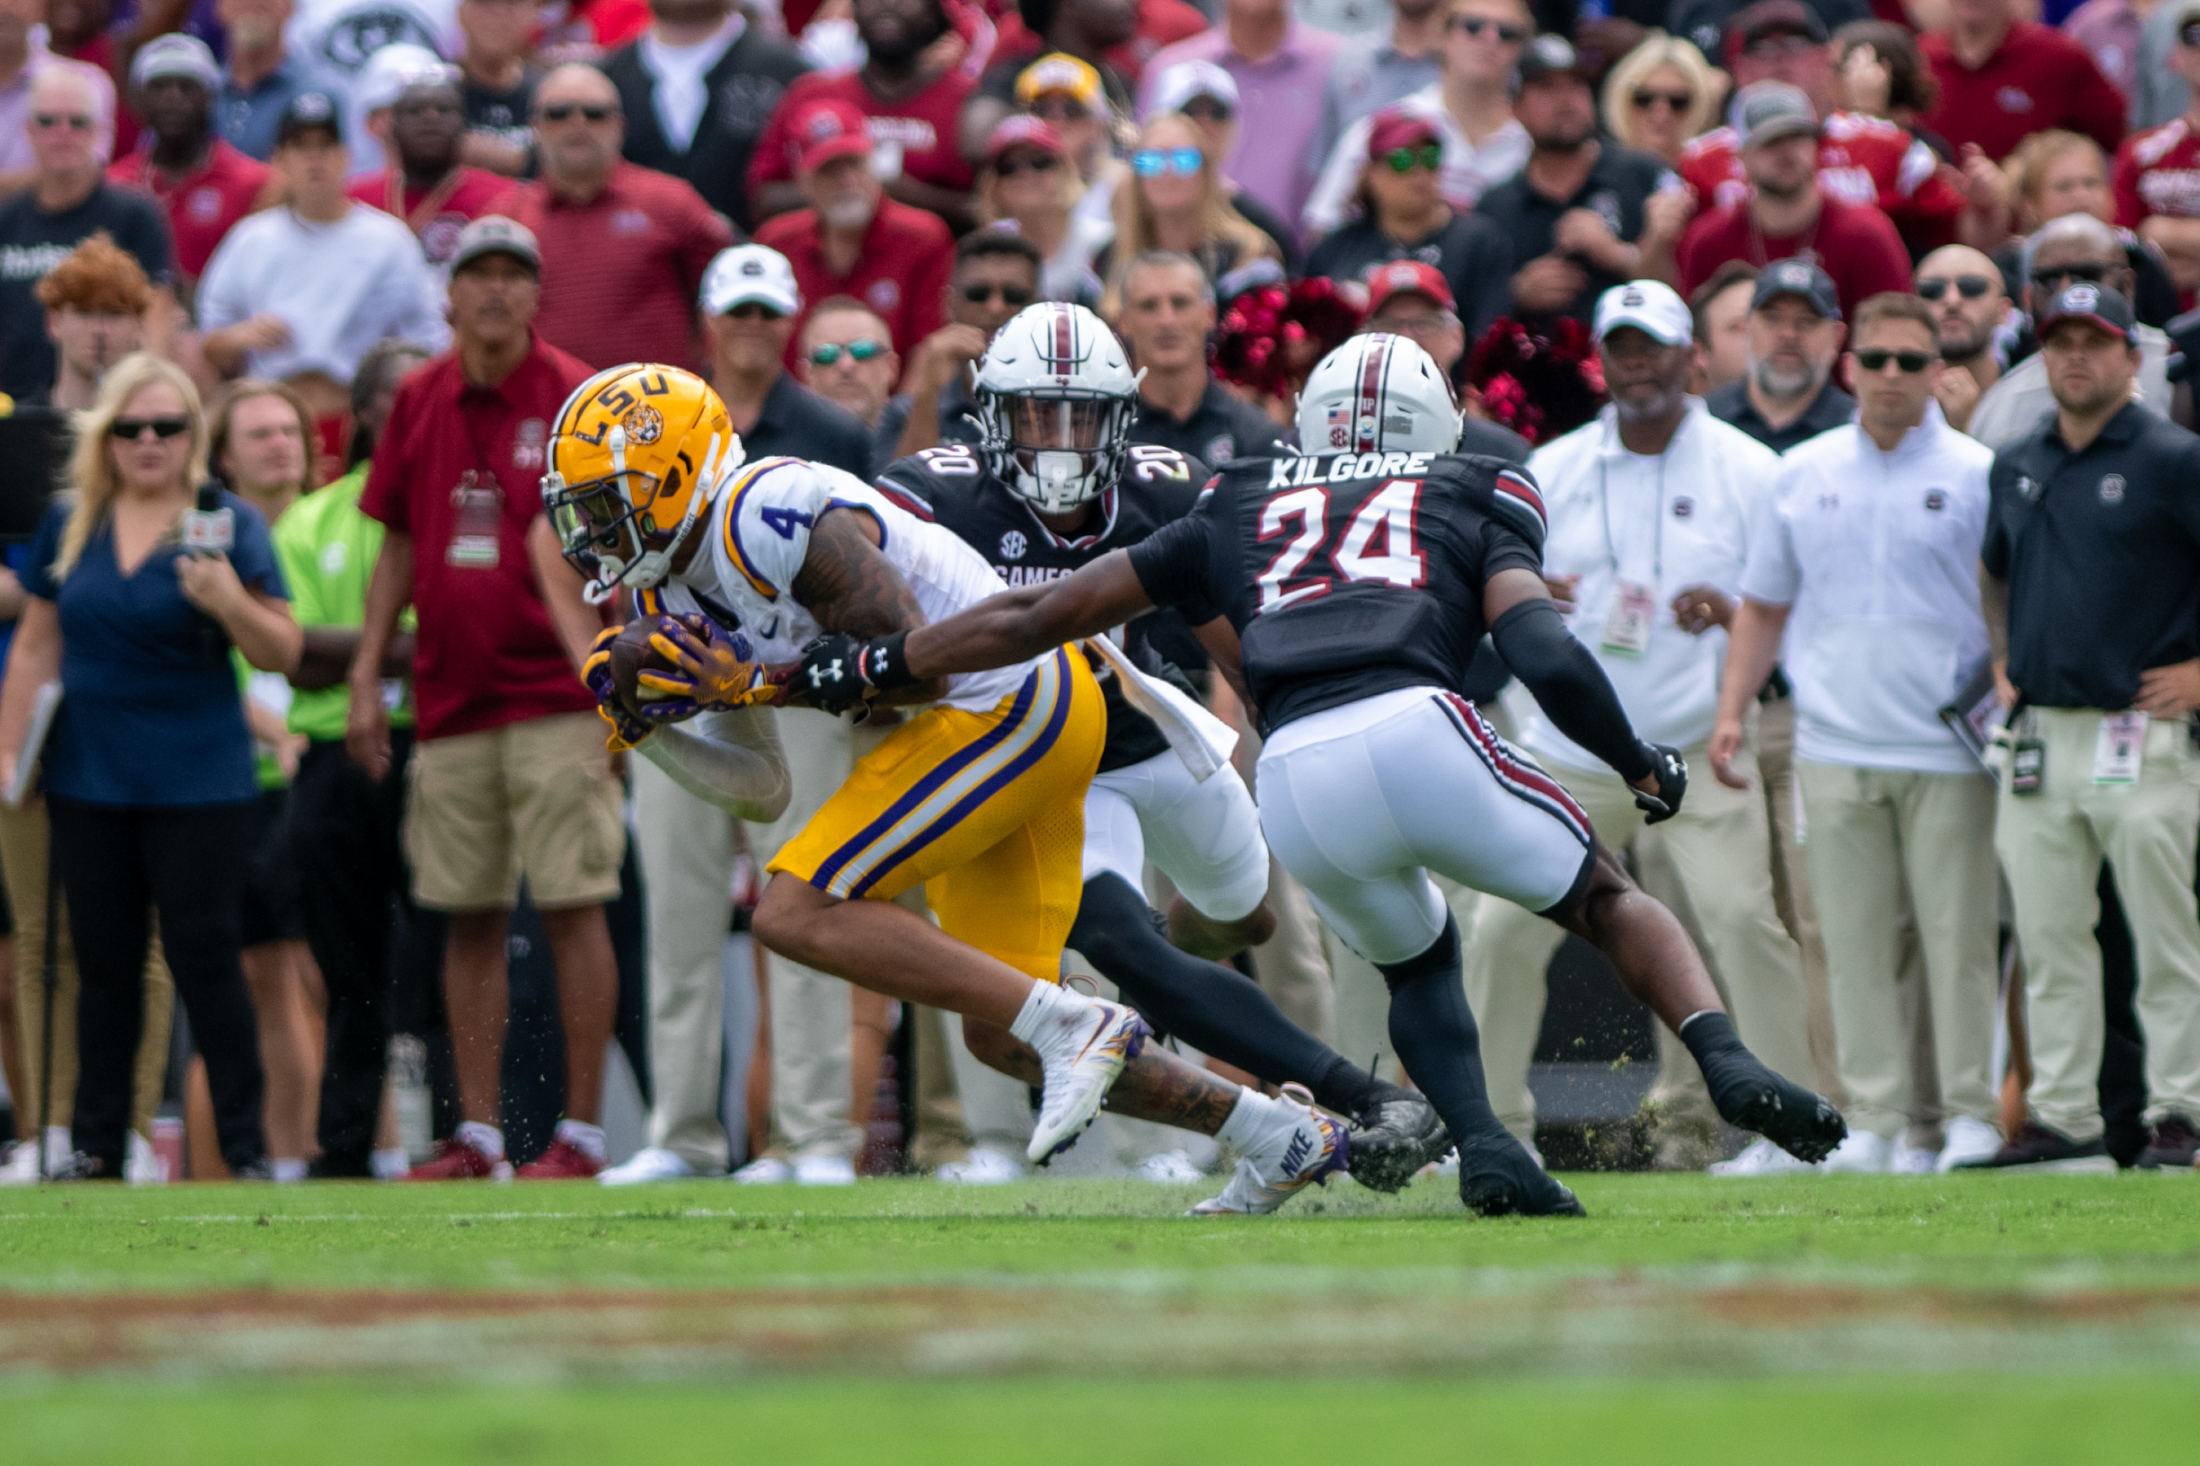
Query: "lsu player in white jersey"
542 364 1355 1211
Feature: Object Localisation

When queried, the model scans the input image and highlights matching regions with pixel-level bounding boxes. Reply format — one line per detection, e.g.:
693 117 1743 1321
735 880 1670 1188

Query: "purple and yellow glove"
582 626 654 750
639 616 778 717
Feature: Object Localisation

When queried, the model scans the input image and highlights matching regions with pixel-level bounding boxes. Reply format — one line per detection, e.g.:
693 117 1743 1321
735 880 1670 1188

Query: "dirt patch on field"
7 1278 2200 1382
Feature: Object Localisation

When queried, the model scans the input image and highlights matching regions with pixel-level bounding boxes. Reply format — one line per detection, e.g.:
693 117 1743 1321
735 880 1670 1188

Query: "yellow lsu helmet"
542 364 743 603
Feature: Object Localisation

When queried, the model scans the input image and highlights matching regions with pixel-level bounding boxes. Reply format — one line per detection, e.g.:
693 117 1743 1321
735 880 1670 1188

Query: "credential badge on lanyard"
449 470 502 568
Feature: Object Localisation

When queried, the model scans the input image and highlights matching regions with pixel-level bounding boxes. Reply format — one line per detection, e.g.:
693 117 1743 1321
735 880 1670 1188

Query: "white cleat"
1707 1137 1821 1176
1935 1115 2005 1173
1188 1101 1350 1217
1025 998 1150 1166
1134 1149 1207 1184
730 1156 794 1184
599 1147 701 1186
936 1147 1024 1185
0 1142 38 1187
793 1153 857 1186
1892 1142 1939 1175
1821 1130 1893 1174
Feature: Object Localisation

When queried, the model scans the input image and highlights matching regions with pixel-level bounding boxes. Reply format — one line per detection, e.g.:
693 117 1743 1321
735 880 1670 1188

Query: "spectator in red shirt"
750 0 980 232
348 216 621 1183
1677 82 1914 320
105 35 278 290
2111 16 2200 302
754 97 952 374
491 62 733 372
1919 0 2126 164
347 49 512 278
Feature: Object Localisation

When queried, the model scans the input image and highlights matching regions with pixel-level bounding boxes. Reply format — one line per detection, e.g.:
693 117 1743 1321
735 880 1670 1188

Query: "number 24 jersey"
1126 449 1549 732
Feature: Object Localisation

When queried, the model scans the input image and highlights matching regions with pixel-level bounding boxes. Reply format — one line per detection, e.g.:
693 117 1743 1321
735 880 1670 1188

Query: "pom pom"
1466 316 1610 445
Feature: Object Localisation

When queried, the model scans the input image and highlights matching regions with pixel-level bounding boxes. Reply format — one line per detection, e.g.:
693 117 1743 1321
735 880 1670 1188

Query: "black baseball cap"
2038 282 2139 346
276 90 343 146
1518 35 1592 86
1751 258 1841 321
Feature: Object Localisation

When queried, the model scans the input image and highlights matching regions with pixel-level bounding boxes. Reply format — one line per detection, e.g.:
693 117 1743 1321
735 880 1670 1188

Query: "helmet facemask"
981 389 1136 515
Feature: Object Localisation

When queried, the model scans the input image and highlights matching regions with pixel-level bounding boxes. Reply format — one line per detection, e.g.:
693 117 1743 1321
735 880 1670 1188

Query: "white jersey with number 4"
644 454 1037 712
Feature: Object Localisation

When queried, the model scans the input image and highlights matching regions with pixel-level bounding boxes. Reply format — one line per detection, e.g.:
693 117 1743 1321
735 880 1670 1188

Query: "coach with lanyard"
1462 280 1818 1176
1976 283 2200 1173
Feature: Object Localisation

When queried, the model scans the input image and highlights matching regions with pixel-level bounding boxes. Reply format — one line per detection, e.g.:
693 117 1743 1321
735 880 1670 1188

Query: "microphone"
181 480 234 554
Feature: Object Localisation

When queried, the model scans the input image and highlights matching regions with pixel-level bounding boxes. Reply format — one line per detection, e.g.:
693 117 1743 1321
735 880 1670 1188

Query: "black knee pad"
1374 912 1462 996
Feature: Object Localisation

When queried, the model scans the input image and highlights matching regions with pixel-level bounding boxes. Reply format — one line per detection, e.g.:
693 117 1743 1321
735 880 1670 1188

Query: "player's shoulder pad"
874 444 995 519
1441 453 1548 553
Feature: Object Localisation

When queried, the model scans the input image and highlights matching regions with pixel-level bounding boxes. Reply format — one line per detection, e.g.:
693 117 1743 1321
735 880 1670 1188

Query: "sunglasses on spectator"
111 416 190 440
808 338 886 366
1447 15 1527 41
1854 348 1935 373
32 112 94 131
995 152 1060 178
1182 97 1234 123
2032 261 2112 288
539 103 615 123
1030 96 1090 122
1916 274 1992 301
962 283 1037 306
1133 147 1203 178
1745 35 1818 59
1384 143 1443 173
1632 89 1692 112
722 302 782 321
2182 20 2200 47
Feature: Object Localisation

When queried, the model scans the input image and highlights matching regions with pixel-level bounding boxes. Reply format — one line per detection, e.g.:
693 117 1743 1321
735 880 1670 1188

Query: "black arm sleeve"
1489 597 1655 782
1126 509 1219 624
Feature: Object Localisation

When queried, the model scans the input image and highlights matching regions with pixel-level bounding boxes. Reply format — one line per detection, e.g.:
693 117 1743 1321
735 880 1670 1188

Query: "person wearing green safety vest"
272 340 431 1180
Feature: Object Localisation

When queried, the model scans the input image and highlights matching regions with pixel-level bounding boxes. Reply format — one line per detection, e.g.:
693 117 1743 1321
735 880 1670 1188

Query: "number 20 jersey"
1127 450 1549 733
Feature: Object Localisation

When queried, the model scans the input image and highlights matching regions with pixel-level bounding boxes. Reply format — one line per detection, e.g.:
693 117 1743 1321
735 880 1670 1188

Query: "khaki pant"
1799 761 2000 1139
632 756 741 1174
0 797 171 1142
1464 737 1814 1140
1996 707 2200 1138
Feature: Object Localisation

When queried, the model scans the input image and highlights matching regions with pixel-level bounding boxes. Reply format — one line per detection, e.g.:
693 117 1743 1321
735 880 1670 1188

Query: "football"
606 613 711 716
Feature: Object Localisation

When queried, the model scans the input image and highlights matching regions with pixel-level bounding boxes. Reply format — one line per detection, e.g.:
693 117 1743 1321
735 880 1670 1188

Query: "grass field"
4 1170 2198 1462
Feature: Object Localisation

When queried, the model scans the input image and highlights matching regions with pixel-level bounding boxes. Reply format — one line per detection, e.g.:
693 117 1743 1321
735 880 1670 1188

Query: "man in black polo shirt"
1706 260 1854 454
1117 250 1287 467
699 242 872 479
1974 284 2200 1173
1473 35 1689 329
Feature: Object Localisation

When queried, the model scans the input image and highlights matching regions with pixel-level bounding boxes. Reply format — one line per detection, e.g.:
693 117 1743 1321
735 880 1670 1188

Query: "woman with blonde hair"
977 114 1111 306
1600 31 1721 165
1099 112 1276 319
0 352 297 1181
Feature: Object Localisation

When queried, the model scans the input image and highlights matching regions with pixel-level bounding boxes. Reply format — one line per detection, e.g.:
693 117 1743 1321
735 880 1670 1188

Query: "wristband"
858 631 917 692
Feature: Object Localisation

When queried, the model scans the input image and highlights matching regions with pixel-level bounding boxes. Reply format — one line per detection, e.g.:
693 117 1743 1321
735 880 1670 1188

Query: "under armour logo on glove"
1632 742 1688 825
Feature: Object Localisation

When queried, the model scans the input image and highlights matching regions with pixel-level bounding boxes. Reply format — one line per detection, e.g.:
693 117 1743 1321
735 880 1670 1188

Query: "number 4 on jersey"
760 505 814 540
1257 479 1425 611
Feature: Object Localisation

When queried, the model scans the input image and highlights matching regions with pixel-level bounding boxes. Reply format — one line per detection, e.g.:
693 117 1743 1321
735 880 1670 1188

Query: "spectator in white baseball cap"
110 33 280 289
699 243 871 477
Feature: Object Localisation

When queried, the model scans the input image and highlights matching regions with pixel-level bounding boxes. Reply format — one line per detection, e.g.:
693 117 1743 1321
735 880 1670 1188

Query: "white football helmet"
972 301 1143 515
1294 333 1462 457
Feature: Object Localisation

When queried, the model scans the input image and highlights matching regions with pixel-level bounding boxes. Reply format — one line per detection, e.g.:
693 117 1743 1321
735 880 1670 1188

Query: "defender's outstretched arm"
904 550 1158 680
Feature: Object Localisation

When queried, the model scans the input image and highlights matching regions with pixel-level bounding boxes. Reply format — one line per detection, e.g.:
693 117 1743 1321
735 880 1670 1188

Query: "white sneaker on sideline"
0 1142 37 1186
599 1147 700 1186
1936 1115 2005 1172
793 1153 857 1186
1892 1142 1939 1174
125 1130 167 1185
1708 1137 1819 1176
936 1147 1023 1184
731 1156 794 1184
1024 998 1150 1165
1821 1130 1893 1174
1134 1149 1206 1184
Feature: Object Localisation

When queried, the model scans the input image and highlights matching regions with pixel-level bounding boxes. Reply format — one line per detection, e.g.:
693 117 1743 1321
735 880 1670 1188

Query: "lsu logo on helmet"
542 365 742 603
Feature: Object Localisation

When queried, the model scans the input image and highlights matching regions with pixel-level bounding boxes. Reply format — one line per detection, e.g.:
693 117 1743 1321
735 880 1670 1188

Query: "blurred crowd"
0 0 2197 1184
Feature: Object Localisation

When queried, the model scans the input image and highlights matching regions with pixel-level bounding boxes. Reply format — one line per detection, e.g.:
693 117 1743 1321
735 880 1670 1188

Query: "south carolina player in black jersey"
800 332 1848 1217
877 302 1448 1202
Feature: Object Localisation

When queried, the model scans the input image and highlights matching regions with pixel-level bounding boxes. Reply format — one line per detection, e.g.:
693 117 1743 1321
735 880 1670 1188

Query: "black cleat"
2136 1114 2199 1170
1346 1092 1453 1193
1954 1120 2116 1172
1458 1139 1586 1218
1713 1064 1847 1165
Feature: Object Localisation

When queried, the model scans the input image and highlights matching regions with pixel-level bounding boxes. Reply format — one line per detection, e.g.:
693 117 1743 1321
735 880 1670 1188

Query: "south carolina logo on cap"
805 111 846 141
2063 283 2100 312
1622 287 1645 306
741 259 763 276
1776 262 1811 287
